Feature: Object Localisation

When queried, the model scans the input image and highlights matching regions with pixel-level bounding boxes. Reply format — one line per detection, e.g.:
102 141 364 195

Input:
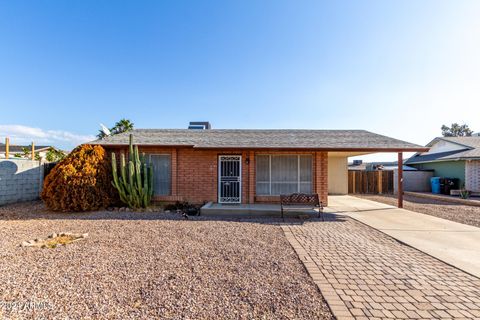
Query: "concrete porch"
200 202 321 217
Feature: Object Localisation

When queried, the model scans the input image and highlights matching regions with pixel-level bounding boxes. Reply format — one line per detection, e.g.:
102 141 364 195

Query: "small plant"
459 188 470 199
111 134 154 208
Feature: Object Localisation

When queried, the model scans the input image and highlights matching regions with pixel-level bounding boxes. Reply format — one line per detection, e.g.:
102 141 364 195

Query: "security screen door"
218 155 242 203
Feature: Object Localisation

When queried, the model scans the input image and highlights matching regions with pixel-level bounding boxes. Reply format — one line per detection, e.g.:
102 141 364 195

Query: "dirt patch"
356 194 480 228
0 201 332 319
21 232 88 249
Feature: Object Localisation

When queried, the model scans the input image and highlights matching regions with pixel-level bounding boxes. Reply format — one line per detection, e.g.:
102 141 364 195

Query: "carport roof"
92 129 427 152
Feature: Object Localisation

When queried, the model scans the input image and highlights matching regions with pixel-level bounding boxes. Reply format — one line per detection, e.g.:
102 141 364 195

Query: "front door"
218 155 242 203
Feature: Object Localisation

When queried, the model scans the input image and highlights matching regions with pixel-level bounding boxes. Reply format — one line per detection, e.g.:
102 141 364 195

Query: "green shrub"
41 144 117 211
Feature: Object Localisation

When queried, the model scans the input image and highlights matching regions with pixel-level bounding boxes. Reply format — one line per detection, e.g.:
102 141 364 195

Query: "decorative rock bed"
106 206 161 212
21 232 88 249
1 201 333 319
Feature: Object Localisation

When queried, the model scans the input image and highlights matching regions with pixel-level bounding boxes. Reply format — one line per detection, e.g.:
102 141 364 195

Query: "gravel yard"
0 201 332 320
356 194 480 228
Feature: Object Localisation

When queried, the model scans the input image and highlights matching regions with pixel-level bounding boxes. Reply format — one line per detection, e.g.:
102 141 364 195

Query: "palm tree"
97 130 107 139
96 119 134 139
111 119 134 135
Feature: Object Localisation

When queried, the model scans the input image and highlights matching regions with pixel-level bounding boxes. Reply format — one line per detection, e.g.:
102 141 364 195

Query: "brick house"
94 126 426 207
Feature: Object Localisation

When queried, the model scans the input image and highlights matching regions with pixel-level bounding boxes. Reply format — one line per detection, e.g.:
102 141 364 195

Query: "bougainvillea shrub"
41 144 117 211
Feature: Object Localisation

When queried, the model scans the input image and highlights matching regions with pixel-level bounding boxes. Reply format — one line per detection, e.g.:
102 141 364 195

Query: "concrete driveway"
327 195 480 278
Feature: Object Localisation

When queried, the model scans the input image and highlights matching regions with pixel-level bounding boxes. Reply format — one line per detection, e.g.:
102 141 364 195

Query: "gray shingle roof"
406 136 480 163
91 129 425 151
439 137 480 157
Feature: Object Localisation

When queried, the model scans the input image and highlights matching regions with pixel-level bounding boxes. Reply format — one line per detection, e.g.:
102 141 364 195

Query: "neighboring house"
0 143 53 159
406 136 480 192
348 160 417 171
93 125 425 206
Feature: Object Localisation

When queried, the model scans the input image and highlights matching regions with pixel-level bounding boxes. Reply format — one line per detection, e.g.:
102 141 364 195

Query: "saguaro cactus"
111 134 154 208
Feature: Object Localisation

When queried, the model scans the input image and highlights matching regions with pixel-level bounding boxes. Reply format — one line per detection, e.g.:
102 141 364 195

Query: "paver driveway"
282 216 480 320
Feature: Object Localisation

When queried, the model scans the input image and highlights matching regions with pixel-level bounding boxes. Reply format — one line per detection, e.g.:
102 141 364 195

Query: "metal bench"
280 193 324 220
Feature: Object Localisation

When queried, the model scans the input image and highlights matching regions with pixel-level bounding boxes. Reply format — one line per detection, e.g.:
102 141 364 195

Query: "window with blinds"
149 154 171 196
256 155 313 195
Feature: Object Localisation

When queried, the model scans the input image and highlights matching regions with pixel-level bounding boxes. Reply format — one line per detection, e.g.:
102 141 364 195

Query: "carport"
328 148 428 208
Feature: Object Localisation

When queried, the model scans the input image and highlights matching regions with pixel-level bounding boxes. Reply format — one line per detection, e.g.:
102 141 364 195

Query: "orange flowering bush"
41 144 117 211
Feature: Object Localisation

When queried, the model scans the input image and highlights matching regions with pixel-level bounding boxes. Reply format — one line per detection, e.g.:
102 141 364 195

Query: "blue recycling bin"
430 177 442 194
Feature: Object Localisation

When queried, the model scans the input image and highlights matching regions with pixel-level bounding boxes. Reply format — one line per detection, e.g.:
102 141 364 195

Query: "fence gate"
218 155 242 203
348 170 394 194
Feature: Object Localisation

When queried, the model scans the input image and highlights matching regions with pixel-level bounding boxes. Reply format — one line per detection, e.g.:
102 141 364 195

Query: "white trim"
255 154 313 195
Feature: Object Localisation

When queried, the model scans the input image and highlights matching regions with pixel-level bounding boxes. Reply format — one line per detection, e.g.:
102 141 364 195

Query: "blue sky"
1 1 479 160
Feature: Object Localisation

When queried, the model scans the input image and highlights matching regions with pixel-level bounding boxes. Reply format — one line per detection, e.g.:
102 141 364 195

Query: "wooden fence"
348 170 394 194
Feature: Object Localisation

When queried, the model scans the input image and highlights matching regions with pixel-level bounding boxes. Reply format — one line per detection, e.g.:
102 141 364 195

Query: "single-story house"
93 125 426 207
406 136 480 192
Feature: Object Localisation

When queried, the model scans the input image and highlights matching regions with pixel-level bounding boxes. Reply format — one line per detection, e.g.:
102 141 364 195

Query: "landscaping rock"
0 200 332 319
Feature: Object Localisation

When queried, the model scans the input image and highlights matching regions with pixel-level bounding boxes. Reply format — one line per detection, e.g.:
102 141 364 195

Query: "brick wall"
0 159 44 205
315 152 328 205
109 147 329 205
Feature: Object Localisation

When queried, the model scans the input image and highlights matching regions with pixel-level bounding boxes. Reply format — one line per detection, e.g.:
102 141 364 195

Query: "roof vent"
188 121 211 130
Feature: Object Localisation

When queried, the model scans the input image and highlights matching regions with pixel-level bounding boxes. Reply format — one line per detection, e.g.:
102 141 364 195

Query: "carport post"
397 152 403 208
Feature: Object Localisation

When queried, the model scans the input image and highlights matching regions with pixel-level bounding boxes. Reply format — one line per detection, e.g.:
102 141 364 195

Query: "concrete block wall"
394 169 434 193
0 159 44 205
466 160 480 192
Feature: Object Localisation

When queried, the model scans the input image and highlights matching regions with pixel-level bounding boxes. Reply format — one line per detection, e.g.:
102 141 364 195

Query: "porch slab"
200 202 319 217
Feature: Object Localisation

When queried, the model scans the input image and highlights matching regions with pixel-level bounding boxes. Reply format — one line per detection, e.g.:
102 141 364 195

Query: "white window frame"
256 154 313 195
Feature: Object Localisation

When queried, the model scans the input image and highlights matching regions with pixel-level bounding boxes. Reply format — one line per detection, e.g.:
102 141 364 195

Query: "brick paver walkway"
282 216 480 320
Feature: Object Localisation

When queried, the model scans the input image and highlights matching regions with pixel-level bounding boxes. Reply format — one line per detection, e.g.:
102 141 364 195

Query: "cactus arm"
129 134 134 162
134 146 142 195
142 163 148 207
111 152 129 204
120 153 127 188
127 161 139 207
149 165 154 199
111 134 154 209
